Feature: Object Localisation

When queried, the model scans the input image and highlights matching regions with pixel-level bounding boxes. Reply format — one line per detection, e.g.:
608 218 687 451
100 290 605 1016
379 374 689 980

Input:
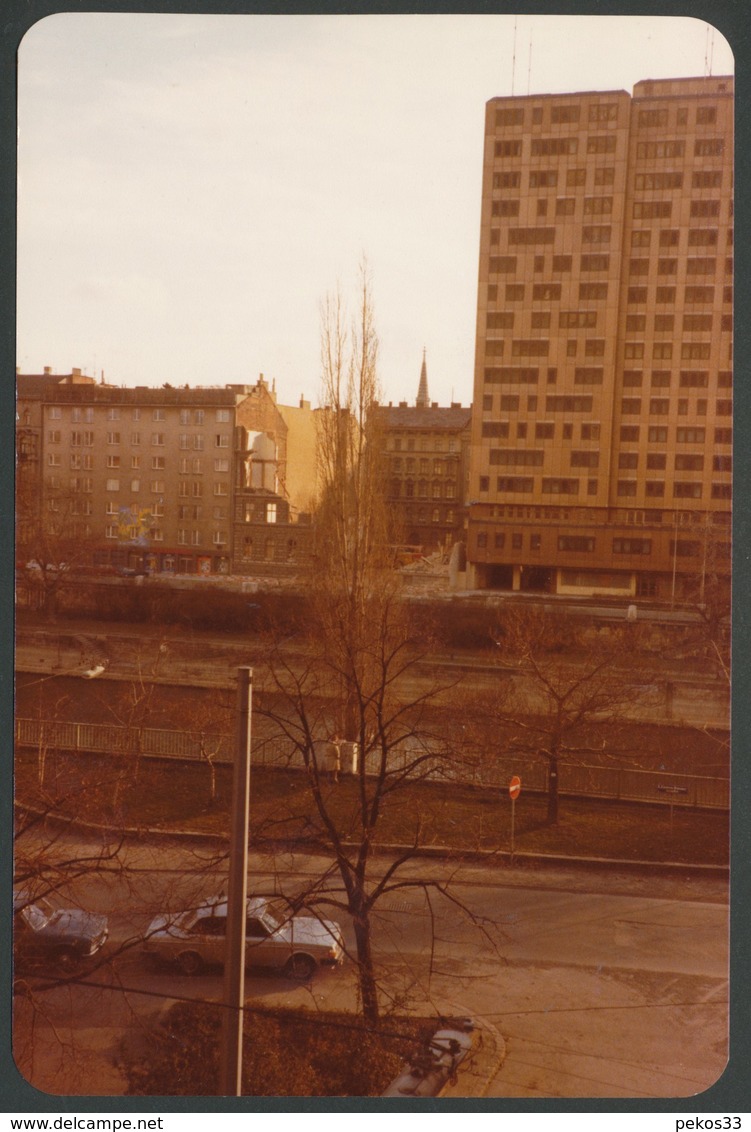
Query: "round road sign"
509 775 522 800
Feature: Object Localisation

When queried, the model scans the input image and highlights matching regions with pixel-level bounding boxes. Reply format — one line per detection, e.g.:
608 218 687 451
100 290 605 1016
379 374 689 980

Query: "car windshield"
260 909 280 932
22 902 51 931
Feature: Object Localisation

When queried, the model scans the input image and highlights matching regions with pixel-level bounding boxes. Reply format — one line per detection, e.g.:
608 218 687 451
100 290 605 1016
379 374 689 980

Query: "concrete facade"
468 76 733 600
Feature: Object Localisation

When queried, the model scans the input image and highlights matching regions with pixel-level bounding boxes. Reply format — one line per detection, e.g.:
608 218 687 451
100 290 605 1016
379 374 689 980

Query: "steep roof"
416 349 429 409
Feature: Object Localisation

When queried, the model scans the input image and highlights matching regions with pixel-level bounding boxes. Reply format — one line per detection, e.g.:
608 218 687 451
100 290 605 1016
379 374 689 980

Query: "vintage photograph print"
13 12 732 1100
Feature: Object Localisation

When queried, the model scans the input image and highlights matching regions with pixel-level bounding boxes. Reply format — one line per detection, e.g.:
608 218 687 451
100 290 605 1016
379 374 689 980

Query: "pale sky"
16 13 734 410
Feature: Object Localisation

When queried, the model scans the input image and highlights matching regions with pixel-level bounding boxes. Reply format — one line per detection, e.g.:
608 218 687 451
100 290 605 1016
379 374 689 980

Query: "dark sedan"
14 890 109 974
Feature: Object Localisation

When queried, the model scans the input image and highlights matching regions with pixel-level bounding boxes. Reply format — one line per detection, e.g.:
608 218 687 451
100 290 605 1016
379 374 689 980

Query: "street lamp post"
219 666 253 1096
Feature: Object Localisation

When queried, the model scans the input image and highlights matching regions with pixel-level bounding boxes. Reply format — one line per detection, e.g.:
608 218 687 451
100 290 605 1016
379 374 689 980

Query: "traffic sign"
509 775 521 800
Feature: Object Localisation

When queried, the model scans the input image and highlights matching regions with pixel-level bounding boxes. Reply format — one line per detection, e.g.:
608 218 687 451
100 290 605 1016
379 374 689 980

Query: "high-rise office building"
467 76 732 602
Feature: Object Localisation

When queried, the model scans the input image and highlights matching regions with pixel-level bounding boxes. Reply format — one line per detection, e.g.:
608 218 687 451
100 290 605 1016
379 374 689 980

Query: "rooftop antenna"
511 16 517 95
527 34 532 95
704 24 710 77
709 28 715 76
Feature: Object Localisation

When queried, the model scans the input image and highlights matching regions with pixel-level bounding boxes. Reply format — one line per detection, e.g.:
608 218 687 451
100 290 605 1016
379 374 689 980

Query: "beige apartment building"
31 382 240 575
468 75 732 602
17 371 326 578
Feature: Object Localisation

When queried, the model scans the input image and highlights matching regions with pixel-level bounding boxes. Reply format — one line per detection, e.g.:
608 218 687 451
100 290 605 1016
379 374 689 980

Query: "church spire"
416 348 429 408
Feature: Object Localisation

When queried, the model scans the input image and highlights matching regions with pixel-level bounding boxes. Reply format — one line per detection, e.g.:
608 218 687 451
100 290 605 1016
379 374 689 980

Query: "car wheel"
177 950 203 976
284 953 316 981
56 947 82 974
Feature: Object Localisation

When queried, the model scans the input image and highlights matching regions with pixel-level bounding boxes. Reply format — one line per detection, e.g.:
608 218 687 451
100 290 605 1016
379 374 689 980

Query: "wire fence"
15 716 729 810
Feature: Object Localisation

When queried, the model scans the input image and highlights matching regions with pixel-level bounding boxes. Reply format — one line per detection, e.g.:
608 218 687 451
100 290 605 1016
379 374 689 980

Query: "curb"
14 803 729 879
437 1012 507 1100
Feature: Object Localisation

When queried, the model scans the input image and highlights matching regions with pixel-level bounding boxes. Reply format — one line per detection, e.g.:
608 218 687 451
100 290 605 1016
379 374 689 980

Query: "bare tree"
256 265 486 1025
467 605 640 825
16 480 97 617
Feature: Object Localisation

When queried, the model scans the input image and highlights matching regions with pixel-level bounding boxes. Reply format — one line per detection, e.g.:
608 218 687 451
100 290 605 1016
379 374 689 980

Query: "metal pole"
671 513 678 609
219 666 253 1096
510 796 516 859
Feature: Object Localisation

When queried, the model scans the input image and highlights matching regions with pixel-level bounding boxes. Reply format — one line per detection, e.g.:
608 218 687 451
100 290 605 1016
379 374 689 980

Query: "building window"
637 140 685 158
529 170 557 188
494 171 521 188
495 140 522 157
532 283 561 301
558 536 594 552
570 451 599 468
266 502 277 524
675 454 705 471
531 137 578 156
581 255 609 273
152 433 165 446
589 103 618 122
673 482 703 499
579 283 608 300
694 138 724 157
587 135 617 154
152 409 165 421
582 225 611 245
613 538 652 554
497 477 533 493
541 478 579 495
107 431 121 445
584 196 612 215
676 427 705 443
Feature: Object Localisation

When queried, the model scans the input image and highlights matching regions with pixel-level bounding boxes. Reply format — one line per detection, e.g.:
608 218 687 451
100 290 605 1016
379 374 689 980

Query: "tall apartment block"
467 76 733 602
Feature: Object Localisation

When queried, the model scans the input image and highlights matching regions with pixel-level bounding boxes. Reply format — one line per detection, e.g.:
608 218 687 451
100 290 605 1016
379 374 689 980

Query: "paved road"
13 834 729 1099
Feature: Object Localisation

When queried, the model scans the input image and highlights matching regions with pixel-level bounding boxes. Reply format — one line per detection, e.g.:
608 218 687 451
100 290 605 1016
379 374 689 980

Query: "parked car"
13 889 109 973
142 895 344 980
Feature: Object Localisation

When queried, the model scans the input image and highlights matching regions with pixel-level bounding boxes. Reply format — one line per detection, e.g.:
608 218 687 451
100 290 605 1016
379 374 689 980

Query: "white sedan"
142 895 344 980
